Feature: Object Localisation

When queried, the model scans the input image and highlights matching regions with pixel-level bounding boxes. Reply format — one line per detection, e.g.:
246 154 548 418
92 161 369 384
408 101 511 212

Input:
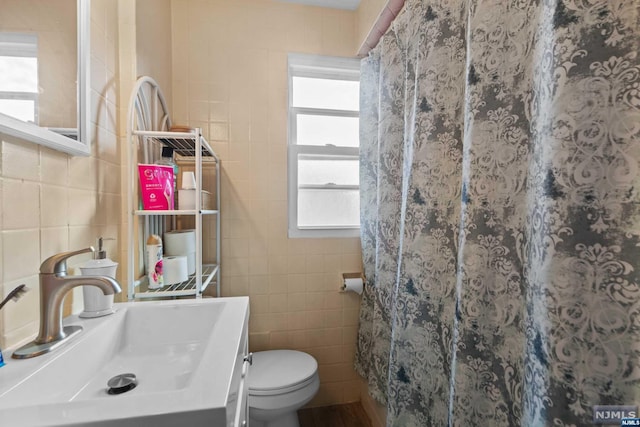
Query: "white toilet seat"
249 350 318 395
249 373 317 396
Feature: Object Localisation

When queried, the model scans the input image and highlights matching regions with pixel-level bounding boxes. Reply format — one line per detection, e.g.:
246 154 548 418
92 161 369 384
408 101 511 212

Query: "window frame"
0 33 39 123
287 53 361 238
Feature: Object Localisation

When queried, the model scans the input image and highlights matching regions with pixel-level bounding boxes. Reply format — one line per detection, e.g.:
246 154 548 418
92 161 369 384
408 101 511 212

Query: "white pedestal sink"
0 297 249 427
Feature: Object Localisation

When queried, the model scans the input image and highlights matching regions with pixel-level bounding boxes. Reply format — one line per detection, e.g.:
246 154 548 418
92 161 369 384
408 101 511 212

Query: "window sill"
288 226 360 239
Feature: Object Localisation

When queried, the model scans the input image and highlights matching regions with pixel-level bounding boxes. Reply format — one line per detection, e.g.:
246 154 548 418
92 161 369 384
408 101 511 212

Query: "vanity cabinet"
228 320 251 427
126 76 221 300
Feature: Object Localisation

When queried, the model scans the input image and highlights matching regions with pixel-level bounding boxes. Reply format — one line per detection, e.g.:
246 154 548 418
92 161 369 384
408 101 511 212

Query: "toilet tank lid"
248 350 318 392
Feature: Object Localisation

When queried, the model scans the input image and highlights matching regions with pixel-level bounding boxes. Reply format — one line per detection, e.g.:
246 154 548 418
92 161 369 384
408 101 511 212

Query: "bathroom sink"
0 297 249 426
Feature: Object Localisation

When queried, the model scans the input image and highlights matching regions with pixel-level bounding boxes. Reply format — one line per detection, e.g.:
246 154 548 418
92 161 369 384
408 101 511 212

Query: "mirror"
0 0 90 156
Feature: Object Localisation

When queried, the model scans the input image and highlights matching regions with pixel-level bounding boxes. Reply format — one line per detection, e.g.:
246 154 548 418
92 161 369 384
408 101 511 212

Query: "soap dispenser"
79 237 118 318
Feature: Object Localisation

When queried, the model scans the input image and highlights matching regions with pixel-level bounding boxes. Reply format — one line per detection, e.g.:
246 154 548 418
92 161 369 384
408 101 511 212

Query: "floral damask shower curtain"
355 1 640 425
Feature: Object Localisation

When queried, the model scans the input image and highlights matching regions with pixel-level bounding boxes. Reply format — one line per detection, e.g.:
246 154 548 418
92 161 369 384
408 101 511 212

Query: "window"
0 33 38 123
288 53 360 238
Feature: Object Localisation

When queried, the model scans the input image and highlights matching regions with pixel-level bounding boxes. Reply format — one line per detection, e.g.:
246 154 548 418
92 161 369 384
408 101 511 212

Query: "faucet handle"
40 247 95 275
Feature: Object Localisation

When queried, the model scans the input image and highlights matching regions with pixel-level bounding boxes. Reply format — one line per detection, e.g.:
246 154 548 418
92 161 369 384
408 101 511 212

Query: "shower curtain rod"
357 0 405 57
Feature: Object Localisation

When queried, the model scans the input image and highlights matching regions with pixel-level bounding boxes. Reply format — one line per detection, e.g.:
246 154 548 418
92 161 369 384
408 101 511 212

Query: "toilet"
248 350 320 427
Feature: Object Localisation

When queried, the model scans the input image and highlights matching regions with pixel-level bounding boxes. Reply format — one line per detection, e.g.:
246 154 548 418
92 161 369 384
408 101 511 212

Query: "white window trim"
287 53 361 238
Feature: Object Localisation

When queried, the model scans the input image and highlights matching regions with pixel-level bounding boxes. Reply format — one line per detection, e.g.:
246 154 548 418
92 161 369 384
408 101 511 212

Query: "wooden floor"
298 402 372 427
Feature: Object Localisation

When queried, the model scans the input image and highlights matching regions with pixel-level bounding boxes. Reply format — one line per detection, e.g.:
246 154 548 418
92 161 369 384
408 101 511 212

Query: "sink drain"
107 373 138 395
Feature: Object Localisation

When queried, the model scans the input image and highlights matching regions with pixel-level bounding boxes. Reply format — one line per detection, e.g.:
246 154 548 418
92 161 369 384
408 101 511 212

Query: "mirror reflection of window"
0 33 38 123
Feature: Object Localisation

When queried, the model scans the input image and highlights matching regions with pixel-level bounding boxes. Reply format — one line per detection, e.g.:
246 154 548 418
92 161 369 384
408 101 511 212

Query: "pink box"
138 164 174 210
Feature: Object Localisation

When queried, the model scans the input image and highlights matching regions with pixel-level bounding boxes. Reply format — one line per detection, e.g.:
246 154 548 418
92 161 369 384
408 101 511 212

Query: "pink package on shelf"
138 164 175 210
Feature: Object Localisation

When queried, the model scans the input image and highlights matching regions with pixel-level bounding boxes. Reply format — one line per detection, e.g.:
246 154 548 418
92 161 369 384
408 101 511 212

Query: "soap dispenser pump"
79 237 118 318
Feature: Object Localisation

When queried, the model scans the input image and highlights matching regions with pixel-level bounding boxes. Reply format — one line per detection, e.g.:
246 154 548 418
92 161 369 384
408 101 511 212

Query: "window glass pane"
0 56 38 92
0 99 35 122
296 114 359 147
298 156 359 186
298 189 360 227
292 76 359 111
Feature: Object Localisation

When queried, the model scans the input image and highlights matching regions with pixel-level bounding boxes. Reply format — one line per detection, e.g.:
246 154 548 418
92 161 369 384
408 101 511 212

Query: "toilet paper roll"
164 229 196 255
185 251 195 276
163 255 189 286
341 277 363 295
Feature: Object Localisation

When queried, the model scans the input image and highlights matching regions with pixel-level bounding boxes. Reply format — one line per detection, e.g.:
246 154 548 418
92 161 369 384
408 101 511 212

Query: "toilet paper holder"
340 272 365 293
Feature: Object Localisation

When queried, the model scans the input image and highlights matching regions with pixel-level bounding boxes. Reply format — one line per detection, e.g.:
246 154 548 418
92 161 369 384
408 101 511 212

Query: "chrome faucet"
12 247 122 359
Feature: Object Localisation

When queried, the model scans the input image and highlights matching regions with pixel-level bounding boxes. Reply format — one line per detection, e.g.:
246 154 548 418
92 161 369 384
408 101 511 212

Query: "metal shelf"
132 130 219 160
134 209 219 216
133 264 219 299
127 76 222 301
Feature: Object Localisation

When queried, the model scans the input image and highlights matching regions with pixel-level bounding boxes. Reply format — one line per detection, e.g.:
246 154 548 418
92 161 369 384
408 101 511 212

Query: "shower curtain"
355 1 640 426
